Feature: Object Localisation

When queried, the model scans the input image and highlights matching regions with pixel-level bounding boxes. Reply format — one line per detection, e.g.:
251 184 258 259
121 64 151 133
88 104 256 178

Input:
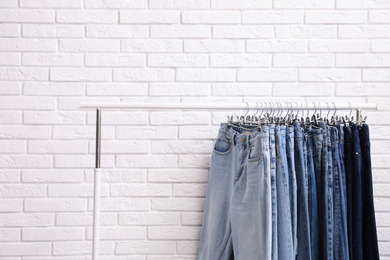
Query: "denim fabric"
352 123 363 260
343 125 354 260
286 126 297 256
269 124 278 260
331 127 349 260
337 123 347 216
275 125 294 260
294 121 311 260
198 123 272 260
326 125 334 260
359 124 380 260
307 126 319 260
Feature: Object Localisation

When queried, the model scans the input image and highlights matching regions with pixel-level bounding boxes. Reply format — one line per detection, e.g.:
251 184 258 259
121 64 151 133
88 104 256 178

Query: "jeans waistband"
219 123 268 146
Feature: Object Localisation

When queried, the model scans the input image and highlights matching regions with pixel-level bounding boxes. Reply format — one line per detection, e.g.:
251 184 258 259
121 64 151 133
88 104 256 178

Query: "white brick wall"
0 0 389 258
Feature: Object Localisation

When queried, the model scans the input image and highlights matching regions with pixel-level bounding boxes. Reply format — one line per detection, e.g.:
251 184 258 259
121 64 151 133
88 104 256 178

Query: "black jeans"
359 124 380 260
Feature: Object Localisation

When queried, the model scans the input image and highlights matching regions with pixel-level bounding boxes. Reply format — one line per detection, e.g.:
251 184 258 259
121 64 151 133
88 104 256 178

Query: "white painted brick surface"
1 1 390 259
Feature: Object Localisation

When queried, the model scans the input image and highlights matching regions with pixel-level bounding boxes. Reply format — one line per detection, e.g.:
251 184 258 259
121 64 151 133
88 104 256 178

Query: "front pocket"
213 132 232 155
248 141 264 162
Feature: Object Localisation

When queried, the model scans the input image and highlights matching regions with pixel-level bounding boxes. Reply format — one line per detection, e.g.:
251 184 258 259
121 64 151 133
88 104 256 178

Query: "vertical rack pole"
356 108 361 125
93 108 102 260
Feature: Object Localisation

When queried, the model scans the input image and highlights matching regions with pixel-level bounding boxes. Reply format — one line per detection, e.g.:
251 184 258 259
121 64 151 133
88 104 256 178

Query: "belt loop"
233 132 237 146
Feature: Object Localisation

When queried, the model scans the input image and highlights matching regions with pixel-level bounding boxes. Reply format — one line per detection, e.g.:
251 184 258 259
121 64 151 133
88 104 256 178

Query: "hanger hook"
332 102 336 118
349 102 352 118
326 102 330 118
253 102 260 117
244 102 250 118
306 102 310 118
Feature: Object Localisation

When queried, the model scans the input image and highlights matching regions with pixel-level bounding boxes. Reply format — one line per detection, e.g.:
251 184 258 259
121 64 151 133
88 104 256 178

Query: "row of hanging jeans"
197 120 379 260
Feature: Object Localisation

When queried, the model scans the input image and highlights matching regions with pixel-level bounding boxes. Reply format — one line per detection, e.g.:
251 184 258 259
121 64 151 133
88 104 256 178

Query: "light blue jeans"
269 124 278 260
198 123 272 260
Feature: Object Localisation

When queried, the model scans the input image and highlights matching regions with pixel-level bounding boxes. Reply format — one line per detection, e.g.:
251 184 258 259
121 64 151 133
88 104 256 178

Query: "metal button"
241 137 246 142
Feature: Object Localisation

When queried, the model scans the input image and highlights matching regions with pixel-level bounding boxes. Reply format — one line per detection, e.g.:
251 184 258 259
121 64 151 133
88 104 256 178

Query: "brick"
276 25 336 38
336 0 390 9
237 69 297 82
150 0 209 9
85 169 146 183
0 24 20 37
179 154 210 168
0 213 54 227
150 111 210 125
111 183 171 197
363 69 390 82
87 83 147 96
184 40 244 53
152 198 205 211
212 83 271 96
0 243 50 256
53 241 114 255
22 170 83 183
274 54 333 67
113 68 174 82
86 111 148 125
28 140 87 154
214 25 273 39
152 140 213 154
148 226 201 239
150 83 209 96
25 199 86 212
372 40 390 53
0 184 45 197
182 212 203 225
211 0 271 9
20 0 82 8
55 155 115 168
273 83 334 96
22 53 83 67
0 126 50 139
0 38 57 52
24 82 85 96
299 69 361 82
148 54 208 67
86 53 145 67
53 125 114 140
116 241 175 254
116 155 177 168
182 11 240 24
57 10 118 23
309 40 369 53
89 140 149 154
274 0 334 8
49 183 107 198
0 68 48 81
60 39 120 52
376 212 390 226
337 54 390 67
56 212 116 226
0 82 20 95
0 170 20 183
85 0 146 9
243 11 303 23
0 199 23 212
339 25 390 38
148 169 209 183
177 241 199 254
369 10 390 23
99 198 149 211
0 97 54 110
50 68 111 82
0 155 52 168
22 24 83 38
22 227 83 241
24 111 85 125
306 11 367 23
0 53 19 66
119 212 180 225
120 10 180 23
0 228 20 241
151 25 210 38
0 9 54 22
86 226 146 240
176 68 235 82
179 125 219 139
0 111 22 124
210 54 271 67
86 25 147 38
173 184 207 196
246 40 307 53
122 39 182 53
374 184 390 197
375 198 390 211
0 0 18 7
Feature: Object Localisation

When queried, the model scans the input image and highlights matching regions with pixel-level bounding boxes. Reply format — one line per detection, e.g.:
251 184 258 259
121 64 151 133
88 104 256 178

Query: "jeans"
276 126 294 260
307 126 319 260
331 127 349 260
294 121 311 260
269 124 278 260
359 124 380 260
286 126 297 256
344 125 354 260
197 123 271 260
352 123 363 260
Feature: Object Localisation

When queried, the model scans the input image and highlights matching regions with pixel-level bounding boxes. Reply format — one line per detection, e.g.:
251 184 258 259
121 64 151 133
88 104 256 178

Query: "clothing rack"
79 102 377 260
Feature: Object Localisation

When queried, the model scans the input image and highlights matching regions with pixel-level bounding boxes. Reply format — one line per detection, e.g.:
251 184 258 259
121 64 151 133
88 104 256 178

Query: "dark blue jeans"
359 124 380 260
